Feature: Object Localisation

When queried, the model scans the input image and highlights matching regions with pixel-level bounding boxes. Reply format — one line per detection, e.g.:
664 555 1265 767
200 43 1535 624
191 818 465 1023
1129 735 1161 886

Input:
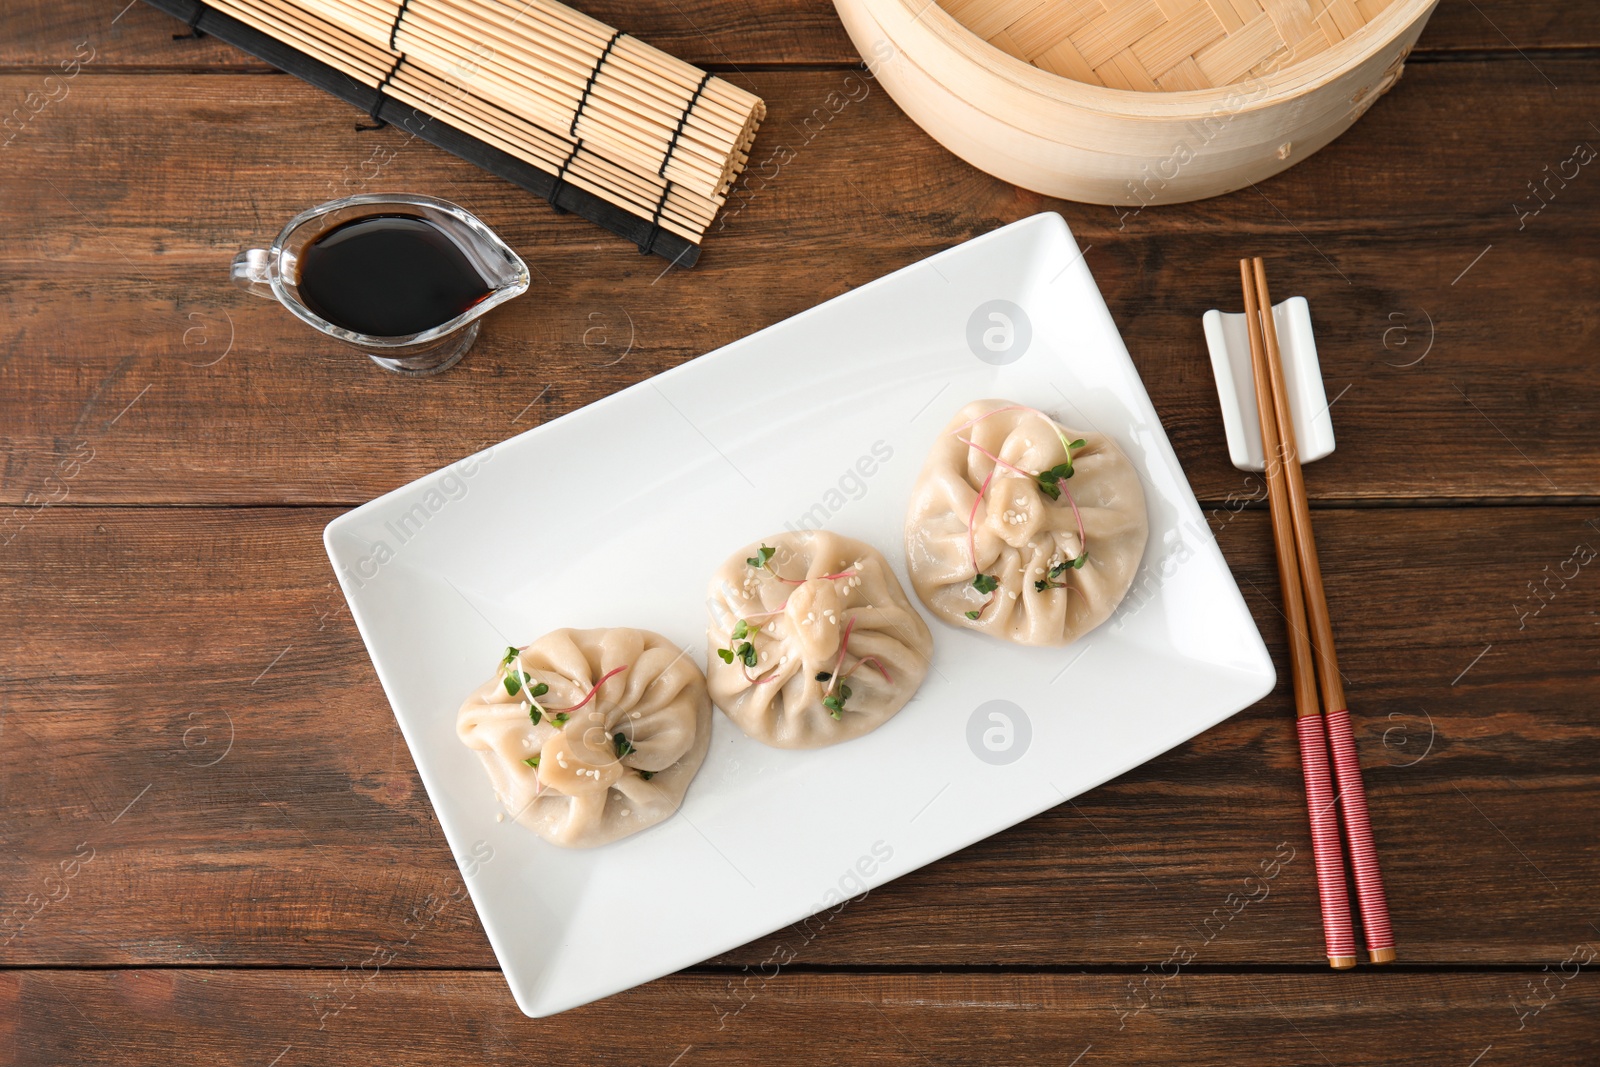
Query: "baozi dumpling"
706 531 933 749
457 627 711 848
904 399 1148 646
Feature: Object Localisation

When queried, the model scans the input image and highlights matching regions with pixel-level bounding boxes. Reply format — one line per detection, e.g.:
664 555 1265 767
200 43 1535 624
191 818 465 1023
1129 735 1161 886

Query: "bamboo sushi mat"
144 0 765 262
940 0 1395 91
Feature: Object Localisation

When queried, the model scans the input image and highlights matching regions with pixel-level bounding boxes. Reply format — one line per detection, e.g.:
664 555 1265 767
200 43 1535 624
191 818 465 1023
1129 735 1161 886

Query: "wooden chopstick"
1239 258 1358 970
1250 258 1397 964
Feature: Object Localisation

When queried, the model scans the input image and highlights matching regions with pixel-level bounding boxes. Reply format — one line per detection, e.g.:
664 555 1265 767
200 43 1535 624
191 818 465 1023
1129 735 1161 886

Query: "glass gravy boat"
231 193 530 376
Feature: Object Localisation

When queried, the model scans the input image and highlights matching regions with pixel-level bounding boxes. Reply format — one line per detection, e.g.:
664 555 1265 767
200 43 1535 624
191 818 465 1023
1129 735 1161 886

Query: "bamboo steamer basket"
833 0 1438 205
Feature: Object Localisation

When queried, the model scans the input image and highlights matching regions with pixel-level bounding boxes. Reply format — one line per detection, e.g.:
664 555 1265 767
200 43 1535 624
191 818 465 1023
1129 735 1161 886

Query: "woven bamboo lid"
939 0 1396 91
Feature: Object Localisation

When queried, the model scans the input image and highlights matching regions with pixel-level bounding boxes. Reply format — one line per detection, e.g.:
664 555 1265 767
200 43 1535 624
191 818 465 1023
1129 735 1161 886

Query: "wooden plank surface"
2 0 1597 1058
4 506 1594 968
2 60 1597 508
5 970 1597 1065
0 0 1596 70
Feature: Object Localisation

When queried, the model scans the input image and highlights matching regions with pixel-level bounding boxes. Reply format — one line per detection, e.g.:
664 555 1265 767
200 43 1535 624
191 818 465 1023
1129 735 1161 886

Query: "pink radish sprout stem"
948 404 1028 437
1061 484 1087 557
743 663 780 684
826 617 857 696
546 664 629 714
956 436 1033 480
769 569 856 586
850 655 893 684
967 467 997 571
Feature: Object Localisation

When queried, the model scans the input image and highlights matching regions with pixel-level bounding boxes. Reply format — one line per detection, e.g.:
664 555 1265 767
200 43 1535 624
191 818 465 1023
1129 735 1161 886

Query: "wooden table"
3 1 1597 1062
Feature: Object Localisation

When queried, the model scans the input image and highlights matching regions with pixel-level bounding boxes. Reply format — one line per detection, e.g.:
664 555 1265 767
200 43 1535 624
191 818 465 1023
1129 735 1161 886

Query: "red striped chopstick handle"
1296 715 1357 963
1324 708 1395 955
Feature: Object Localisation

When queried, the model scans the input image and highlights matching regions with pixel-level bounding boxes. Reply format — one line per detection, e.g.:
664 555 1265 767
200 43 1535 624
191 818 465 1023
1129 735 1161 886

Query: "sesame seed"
496 812 505 823
621 808 631 816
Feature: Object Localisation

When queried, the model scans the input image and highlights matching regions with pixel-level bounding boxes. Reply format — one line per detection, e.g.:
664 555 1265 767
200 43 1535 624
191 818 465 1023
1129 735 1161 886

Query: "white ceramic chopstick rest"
1202 296 1335 472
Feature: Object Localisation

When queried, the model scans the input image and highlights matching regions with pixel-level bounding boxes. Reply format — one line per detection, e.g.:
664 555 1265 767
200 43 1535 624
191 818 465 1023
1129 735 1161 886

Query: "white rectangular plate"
325 212 1274 1017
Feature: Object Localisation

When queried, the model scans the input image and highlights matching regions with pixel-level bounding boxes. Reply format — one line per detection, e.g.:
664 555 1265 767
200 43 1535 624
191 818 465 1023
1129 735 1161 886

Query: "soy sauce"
296 215 493 337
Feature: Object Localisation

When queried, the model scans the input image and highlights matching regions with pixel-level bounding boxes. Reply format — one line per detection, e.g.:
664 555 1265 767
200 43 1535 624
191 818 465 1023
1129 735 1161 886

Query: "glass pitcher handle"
230 248 276 299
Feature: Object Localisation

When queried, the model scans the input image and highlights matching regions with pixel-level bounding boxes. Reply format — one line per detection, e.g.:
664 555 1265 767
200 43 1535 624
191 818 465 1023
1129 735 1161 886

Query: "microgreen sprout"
965 573 1001 622
495 645 551 720
552 712 570 727
1033 552 1088 591
745 542 857 586
638 770 655 781
523 755 540 768
822 684 852 720
950 406 1091 594
717 619 759 670
812 620 894 718
1035 438 1086 499
613 732 634 759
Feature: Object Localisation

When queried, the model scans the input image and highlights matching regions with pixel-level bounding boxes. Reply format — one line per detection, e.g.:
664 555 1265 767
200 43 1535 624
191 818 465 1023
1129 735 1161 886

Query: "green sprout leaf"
523 755 540 768
815 671 832 683
553 712 570 727
738 641 757 668
613 732 634 759
528 707 542 725
732 619 749 640
504 668 545 698
746 544 777 569
964 610 981 620
1036 462 1074 500
1034 579 1049 592
638 770 655 781
972 573 999 595
501 646 519 666
717 647 735 664
821 682 853 720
